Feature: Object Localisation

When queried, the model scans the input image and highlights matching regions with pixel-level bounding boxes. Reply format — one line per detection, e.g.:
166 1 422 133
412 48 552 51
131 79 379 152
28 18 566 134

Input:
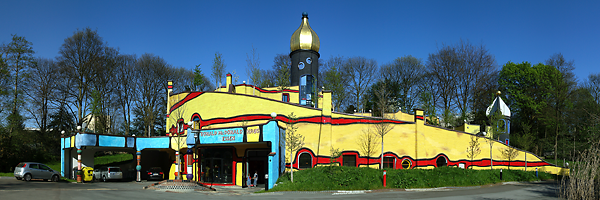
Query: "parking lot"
0 177 559 200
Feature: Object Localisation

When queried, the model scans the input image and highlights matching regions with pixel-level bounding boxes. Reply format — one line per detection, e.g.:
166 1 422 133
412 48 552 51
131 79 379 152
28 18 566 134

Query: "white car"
93 167 123 182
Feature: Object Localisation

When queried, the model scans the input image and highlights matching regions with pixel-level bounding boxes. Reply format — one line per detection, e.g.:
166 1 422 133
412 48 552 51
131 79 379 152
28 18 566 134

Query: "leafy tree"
3 34 35 117
272 54 291 91
211 52 226 89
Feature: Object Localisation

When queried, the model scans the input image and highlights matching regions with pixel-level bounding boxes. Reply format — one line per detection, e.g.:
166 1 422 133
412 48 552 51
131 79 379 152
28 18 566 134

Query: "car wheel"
102 176 106 182
92 175 96 182
24 174 32 182
52 175 59 182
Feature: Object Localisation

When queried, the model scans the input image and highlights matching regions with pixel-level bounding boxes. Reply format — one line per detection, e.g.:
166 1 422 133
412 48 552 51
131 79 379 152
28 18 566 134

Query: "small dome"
290 12 320 52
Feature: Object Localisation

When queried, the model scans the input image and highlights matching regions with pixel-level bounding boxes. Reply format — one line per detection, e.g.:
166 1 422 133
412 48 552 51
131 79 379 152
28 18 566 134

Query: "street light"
271 112 277 119
188 121 193 129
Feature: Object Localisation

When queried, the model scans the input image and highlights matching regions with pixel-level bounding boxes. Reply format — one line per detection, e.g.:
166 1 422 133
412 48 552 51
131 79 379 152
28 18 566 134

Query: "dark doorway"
436 156 447 167
246 150 268 185
200 148 233 183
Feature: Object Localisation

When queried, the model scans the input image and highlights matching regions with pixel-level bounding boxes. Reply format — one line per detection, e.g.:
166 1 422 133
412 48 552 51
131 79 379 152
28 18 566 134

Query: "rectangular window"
342 155 356 167
383 157 395 169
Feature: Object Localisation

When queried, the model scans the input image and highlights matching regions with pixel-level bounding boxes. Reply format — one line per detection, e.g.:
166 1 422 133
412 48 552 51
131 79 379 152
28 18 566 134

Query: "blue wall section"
99 135 125 147
75 134 96 149
127 137 135 148
64 137 70 149
136 137 170 151
263 120 280 190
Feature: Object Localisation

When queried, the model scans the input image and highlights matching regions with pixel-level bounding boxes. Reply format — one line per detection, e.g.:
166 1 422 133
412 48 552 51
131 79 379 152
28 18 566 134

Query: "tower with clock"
290 12 320 106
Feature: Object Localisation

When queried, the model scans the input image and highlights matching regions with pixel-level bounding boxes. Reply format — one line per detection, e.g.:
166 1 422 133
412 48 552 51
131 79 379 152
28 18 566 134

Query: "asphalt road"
0 177 559 200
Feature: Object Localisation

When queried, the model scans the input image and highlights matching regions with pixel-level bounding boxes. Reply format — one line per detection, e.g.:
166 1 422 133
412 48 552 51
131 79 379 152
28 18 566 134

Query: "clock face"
298 61 305 70
306 57 312 64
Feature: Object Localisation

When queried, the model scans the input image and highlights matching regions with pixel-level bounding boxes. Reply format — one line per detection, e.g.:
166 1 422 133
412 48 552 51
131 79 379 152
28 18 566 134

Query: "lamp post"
76 126 82 183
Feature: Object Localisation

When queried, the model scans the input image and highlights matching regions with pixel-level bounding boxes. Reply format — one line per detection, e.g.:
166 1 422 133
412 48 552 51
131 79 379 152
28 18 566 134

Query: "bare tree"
114 54 137 135
466 135 481 169
372 82 395 169
211 52 226 89
427 44 459 127
545 53 577 163
57 28 109 127
344 56 377 112
500 146 520 170
285 112 304 182
381 55 425 113
358 127 378 166
587 73 600 104
454 40 497 122
25 58 57 132
246 46 261 87
135 53 169 136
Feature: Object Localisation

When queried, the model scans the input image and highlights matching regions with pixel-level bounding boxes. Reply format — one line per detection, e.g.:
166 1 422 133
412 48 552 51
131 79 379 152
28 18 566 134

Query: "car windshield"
108 168 121 172
17 163 25 167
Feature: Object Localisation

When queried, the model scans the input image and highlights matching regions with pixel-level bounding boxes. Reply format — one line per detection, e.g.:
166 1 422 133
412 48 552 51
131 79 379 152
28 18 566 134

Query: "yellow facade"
165 74 567 187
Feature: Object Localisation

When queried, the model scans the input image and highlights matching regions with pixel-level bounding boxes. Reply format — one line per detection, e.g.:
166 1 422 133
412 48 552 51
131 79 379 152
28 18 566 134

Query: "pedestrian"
253 170 258 187
246 173 252 187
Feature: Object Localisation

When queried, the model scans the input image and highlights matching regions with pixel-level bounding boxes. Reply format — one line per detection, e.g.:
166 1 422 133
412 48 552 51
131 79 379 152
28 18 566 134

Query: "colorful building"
61 12 567 190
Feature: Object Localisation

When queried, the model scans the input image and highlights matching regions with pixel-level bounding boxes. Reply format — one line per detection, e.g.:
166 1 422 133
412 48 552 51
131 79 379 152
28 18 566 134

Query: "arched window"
298 153 312 169
436 156 447 167
401 159 412 169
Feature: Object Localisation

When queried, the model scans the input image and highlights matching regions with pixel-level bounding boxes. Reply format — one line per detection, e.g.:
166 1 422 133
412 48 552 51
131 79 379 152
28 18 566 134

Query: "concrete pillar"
175 151 179 180
186 149 193 180
77 148 82 183
136 151 141 182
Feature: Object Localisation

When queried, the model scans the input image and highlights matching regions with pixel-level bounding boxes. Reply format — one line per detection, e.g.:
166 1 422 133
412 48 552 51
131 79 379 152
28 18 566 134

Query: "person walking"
253 171 258 187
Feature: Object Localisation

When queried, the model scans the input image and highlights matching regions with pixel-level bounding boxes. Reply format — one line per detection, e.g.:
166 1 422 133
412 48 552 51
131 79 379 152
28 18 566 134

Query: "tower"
290 12 320 106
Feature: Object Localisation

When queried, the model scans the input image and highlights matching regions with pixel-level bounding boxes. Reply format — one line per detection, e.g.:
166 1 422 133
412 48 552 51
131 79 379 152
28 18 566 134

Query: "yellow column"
414 109 424 168
319 90 332 162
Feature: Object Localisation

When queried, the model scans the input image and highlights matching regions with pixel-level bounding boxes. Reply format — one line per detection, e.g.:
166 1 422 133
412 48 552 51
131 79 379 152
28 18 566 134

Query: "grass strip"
269 166 555 191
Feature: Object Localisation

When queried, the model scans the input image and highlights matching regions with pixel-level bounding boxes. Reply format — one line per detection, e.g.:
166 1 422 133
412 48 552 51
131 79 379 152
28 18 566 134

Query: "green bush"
270 166 555 191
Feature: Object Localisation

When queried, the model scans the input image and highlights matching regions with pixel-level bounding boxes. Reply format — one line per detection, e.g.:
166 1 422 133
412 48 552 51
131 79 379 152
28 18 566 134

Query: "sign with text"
199 128 244 144
247 126 260 142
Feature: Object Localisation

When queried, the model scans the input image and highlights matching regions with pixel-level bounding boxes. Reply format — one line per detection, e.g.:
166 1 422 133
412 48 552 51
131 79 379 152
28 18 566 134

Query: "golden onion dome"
290 12 320 52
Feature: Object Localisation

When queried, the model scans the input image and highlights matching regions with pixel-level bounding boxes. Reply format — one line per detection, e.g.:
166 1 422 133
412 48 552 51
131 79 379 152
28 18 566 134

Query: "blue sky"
1 0 599 84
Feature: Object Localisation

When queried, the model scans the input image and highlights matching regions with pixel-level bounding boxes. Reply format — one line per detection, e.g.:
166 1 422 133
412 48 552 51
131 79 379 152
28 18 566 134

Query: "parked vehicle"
93 167 123 181
146 167 164 181
14 162 60 182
